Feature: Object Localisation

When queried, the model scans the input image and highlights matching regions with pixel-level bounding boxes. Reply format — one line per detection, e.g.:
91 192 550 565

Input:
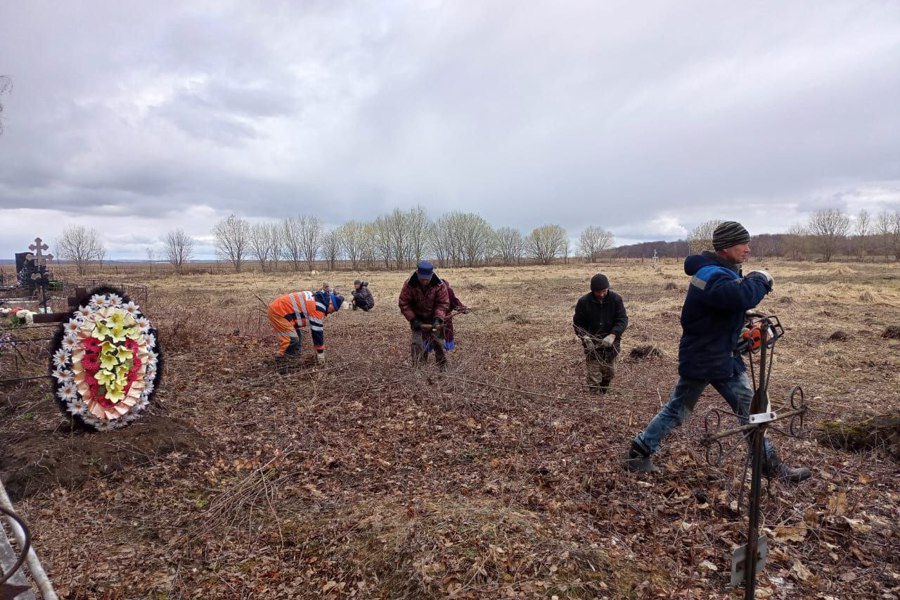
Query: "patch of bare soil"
0 408 204 501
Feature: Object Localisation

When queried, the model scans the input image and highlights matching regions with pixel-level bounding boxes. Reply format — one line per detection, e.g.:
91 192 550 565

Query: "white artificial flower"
137 317 151 333
59 381 79 401
124 301 139 314
62 337 77 352
78 306 92 318
93 420 113 432
107 294 122 307
90 295 109 308
52 367 73 383
64 320 81 334
52 349 69 368
66 397 86 414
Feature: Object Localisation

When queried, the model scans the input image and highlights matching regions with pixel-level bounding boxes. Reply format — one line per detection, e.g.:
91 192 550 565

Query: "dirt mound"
467 282 487 291
828 331 849 341
0 413 205 501
629 345 665 359
778 296 794 304
664 282 678 291
859 291 876 302
505 313 529 324
882 326 900 339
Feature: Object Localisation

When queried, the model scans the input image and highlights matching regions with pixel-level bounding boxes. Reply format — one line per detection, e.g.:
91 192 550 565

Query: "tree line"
203 208 615 273
45 206 900 275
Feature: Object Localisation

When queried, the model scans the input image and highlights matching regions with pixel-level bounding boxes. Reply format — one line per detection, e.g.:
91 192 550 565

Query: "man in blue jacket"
624 221 810 483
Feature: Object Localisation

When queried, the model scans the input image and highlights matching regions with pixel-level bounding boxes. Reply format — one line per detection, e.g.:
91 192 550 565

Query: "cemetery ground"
1 259 898 599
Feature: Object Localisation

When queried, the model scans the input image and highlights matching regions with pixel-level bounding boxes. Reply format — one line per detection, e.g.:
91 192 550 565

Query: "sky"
1 1 899 260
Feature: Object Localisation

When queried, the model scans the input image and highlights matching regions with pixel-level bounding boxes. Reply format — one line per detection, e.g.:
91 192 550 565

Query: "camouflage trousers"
585 350 617 394
411 329 447 369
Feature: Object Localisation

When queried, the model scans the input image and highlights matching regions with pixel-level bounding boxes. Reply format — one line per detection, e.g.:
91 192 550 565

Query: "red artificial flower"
82 337 102 353
81 354 100 372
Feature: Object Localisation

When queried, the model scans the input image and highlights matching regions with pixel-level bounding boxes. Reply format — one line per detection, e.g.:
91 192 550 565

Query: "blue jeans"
634 371 776 459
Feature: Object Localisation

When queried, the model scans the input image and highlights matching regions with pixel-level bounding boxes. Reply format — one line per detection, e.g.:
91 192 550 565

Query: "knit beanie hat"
712 221 751 251
590 273 610 291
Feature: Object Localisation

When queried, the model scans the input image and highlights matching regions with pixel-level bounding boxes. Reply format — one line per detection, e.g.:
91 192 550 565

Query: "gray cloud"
1 0 899 258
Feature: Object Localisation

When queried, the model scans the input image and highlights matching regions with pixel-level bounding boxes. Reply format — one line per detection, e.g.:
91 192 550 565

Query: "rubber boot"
623 441 659 473
763 451 811 484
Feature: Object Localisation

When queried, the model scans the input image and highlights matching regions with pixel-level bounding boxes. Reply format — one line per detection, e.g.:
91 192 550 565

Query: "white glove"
601 334 616 348
316 352 326 365
748 270 774 289
583 338 596 352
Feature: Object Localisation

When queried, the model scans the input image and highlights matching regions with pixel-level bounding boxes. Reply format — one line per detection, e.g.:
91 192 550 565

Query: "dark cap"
713 221 751 251
590 273 610 291
416 260 434 278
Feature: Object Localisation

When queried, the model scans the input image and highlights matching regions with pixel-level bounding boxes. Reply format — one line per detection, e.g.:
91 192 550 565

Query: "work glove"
600 334 616 348
411 319 422 331
316 351 326 365
432 318 444 330
747 270 774 290
583 337 596 352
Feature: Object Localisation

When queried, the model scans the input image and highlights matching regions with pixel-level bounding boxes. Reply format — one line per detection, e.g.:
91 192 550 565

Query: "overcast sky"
1 1 899 259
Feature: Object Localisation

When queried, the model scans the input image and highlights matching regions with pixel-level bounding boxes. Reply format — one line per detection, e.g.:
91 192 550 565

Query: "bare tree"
56 225 105 276
282 217 304 271
808 208 850 262
462 214 493 266
164 228 194 274
249 222 277 272
268 222 283 272
687 219 722 255
359 222 377 268
578 226 614 262
875 209 900 260
297 215 323 270
783 223 809 260
372 215 394 269
385 208 413 269
493 227 524 265
213 214 250 272
526 224 568 264
407 205 431 264
321 229 341 271
854 209 871 259
336 221 366 270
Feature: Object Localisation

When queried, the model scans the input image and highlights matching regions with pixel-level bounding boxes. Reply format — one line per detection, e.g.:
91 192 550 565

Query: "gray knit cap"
712 221 751 251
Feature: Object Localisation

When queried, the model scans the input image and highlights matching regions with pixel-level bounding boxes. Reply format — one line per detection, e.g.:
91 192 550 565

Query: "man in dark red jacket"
399 260 450 368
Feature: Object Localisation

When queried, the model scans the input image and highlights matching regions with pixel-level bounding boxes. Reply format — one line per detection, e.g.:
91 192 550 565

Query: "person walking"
624 221 811 483
573 274 628 395
350 279 375 311
399 260 450 369
267 289 343 372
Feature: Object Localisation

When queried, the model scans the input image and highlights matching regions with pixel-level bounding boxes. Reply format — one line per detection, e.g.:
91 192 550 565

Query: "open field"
2 259 899 599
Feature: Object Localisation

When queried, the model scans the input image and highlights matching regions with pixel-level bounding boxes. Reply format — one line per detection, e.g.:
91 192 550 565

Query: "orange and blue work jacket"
267 291 329 355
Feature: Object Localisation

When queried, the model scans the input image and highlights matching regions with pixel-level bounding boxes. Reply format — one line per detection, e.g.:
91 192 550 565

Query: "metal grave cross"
25 238 54 280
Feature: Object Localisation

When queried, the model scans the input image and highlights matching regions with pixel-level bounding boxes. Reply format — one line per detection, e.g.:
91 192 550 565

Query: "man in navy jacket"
624 221 810 483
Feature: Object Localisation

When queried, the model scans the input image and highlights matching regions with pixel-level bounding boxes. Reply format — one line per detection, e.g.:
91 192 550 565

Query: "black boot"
623 441 659 473
763 451 811 483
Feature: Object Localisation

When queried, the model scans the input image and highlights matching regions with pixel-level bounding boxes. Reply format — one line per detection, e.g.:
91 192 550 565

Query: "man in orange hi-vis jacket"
267 289 343 371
